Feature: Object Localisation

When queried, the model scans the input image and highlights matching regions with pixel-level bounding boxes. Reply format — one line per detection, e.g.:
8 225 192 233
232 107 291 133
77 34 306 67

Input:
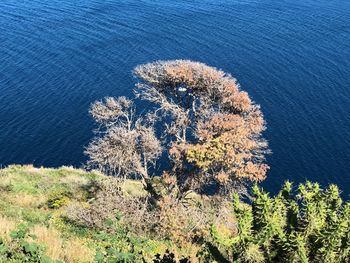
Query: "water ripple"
0 0 349 195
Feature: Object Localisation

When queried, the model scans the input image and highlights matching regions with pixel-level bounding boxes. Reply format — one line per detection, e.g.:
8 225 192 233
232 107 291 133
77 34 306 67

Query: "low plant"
47 187 72 209
210 181 350 262
0 223 59 262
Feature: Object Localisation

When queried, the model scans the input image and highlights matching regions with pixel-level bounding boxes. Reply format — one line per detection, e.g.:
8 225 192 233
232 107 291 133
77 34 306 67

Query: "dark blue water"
1 0 349 195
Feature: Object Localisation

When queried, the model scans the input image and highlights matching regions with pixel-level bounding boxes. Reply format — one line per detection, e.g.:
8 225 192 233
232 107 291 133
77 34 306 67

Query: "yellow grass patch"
30 225 94 263
62 239 95 263
5 193 47 208
30 225 63 260
0 216 16 241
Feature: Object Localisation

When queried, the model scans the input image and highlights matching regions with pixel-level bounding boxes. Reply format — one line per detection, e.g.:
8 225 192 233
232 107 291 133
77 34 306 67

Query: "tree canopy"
86 60 270 195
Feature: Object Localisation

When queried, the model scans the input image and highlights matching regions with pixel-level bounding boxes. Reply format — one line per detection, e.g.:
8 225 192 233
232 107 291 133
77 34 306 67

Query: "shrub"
47 187 71 209
66 178 122 229
66 178 155 233
156 195 209 245
93 225 140 263
210 181 350 262
66 177 217 261
92 217 170 263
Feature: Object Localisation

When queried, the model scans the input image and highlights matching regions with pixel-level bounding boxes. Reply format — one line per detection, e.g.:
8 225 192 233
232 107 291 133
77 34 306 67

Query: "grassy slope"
0 165 153 262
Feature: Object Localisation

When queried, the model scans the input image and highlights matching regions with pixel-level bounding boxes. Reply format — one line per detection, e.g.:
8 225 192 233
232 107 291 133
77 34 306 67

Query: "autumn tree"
86 60 269 195
134 60 269 194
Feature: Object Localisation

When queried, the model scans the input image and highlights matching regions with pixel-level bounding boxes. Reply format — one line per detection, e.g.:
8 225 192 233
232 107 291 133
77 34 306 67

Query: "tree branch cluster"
86 60 270 196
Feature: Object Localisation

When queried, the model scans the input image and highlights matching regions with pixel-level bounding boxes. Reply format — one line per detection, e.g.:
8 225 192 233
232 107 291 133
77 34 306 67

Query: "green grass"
0 165 154 262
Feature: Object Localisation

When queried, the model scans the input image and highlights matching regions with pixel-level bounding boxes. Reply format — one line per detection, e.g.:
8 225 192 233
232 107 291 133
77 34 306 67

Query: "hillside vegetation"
0 165 350 262
0 165 235 262
0 165 172 262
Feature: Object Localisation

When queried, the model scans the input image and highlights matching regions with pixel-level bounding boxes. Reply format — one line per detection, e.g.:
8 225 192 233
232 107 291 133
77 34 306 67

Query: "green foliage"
93 219 149 263
0 223 60 263
210 181 350 263
47 187 71 209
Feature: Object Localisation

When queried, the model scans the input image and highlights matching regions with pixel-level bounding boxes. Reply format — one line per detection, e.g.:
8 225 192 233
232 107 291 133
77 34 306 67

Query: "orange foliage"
134 60 270 193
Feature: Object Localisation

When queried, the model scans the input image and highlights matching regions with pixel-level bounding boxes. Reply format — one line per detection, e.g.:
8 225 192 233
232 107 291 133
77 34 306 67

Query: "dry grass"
0 215 95 262
5 193 47 208
62 239 95 263
30 225 94 263
30 225 63 260
0 216 16 241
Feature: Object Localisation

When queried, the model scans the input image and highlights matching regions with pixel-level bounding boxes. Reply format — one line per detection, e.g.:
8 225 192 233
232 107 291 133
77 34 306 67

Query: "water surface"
0 0 349 195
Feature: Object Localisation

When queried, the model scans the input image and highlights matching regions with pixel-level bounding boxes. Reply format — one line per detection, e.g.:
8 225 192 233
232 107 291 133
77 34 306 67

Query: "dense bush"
47 187 72 209
210 181 350 262
66 178 155 232
65 177 216 261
